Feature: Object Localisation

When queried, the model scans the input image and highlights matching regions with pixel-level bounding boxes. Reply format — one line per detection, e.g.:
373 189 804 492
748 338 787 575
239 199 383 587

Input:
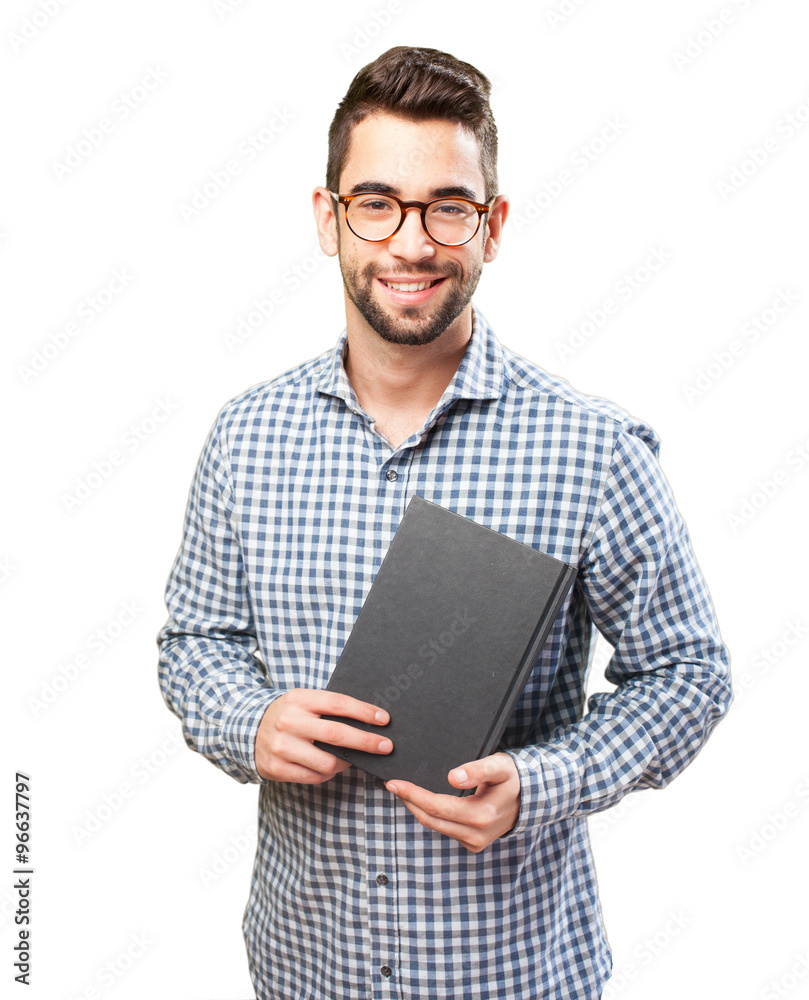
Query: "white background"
3 1 808 998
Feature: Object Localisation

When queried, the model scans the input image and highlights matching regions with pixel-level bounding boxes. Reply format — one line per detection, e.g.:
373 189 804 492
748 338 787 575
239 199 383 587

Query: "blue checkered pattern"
157 306 731 1000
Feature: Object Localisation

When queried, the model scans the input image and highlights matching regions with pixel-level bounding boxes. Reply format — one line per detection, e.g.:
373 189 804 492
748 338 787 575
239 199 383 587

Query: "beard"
337 234 484 347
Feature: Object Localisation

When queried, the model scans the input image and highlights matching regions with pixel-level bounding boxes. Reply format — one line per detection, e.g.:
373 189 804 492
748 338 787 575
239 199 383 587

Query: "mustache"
361 261 463 280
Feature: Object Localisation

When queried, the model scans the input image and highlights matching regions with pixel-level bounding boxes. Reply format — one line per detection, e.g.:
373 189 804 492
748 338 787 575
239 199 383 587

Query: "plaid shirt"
158 306 731 1000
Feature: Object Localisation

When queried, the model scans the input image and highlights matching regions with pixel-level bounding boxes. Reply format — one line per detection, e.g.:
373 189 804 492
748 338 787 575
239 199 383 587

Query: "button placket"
365 781 399 996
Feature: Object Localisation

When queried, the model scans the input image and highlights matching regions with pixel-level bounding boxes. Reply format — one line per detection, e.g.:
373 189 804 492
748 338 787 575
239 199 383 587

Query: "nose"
385 205 436 260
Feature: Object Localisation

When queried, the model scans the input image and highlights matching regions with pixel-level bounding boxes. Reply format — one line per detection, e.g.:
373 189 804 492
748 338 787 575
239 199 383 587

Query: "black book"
316 495 575 795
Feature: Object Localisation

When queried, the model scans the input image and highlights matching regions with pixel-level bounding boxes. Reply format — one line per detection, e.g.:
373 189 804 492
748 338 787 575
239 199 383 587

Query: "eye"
431 200 472 217
355 197 395 213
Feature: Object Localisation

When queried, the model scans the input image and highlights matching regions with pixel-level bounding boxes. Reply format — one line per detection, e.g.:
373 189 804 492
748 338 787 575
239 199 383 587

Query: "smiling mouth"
380 278 443 291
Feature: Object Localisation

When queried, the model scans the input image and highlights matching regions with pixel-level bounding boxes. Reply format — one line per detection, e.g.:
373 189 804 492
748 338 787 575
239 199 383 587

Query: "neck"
343 303 473 415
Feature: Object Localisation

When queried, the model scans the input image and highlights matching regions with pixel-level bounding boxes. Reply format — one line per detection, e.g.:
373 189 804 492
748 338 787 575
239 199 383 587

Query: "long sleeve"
154 313 731 998
506 423 732 833
157 418 279 784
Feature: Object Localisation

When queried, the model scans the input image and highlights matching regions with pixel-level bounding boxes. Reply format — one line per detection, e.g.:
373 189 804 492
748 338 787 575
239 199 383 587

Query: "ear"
312 186 340 257
483 194 509 263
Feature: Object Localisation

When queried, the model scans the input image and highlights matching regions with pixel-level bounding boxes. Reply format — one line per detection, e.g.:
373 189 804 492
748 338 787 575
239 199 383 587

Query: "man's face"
333 114 494 347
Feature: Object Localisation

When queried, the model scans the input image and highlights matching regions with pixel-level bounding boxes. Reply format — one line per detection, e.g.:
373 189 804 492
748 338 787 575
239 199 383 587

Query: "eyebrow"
346 181 481 201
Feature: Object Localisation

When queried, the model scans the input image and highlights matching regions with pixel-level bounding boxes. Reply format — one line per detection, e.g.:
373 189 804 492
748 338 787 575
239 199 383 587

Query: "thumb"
448 752 515 789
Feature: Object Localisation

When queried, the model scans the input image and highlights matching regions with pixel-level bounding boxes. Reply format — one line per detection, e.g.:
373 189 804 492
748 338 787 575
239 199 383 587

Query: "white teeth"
383 280 436 291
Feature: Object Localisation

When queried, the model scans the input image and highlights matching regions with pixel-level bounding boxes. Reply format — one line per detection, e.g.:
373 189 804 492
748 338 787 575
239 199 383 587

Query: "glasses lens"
425 200 480 245
346 195 401 241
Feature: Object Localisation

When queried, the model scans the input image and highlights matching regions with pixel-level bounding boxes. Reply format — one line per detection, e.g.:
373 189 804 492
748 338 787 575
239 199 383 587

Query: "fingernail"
386 782 398 794
375 710 388 723
454 768 468 784
378 739 393 752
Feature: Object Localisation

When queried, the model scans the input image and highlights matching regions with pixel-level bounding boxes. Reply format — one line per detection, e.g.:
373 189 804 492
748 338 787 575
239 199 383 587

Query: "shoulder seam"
218 353 332 417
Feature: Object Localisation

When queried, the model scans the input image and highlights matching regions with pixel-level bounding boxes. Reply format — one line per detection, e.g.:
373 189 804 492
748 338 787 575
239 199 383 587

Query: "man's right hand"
255 689 392 784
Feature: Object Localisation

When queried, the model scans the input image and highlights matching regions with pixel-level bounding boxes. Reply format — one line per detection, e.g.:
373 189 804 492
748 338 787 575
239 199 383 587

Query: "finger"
385 781 470 823
312 717 394 756
271 729 390 779
258 755 351 784
390 794 489 852
389 780 504 830
448 753 516 790
295 689 390 726
273 698 394 754
284 761 350 784
298 763 350 784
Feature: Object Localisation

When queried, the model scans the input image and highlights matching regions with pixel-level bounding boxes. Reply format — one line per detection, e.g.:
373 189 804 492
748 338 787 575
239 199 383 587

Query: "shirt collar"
316 304 504 409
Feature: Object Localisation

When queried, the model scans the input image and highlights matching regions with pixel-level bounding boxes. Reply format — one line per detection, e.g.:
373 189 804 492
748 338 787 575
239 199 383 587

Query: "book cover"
316 495 575 795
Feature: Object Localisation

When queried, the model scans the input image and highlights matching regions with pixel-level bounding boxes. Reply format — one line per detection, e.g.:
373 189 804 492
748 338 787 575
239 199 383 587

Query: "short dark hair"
327 46 498 200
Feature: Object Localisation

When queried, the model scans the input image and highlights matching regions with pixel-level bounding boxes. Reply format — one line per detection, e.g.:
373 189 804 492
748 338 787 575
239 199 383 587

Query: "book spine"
476 564 576 759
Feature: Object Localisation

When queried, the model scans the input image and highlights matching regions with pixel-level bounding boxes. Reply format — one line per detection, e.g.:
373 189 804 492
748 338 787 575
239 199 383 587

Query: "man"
158 46 732 1000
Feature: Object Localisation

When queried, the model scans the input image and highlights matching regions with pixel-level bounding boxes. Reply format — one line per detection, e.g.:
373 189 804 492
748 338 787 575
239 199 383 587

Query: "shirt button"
376 874 388 885
385 469 398 482
380 966 392 978
374 776 387 791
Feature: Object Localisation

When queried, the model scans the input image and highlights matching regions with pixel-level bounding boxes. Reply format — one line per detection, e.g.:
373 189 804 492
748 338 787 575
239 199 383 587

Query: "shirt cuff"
503 743 583 835
220 687 285 783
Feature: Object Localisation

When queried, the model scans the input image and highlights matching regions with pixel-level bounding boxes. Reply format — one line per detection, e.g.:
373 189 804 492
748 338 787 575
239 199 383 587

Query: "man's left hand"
386 752 521 853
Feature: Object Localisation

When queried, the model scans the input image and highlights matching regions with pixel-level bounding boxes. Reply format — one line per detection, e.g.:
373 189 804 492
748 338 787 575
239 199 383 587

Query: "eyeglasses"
330 191 495 247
